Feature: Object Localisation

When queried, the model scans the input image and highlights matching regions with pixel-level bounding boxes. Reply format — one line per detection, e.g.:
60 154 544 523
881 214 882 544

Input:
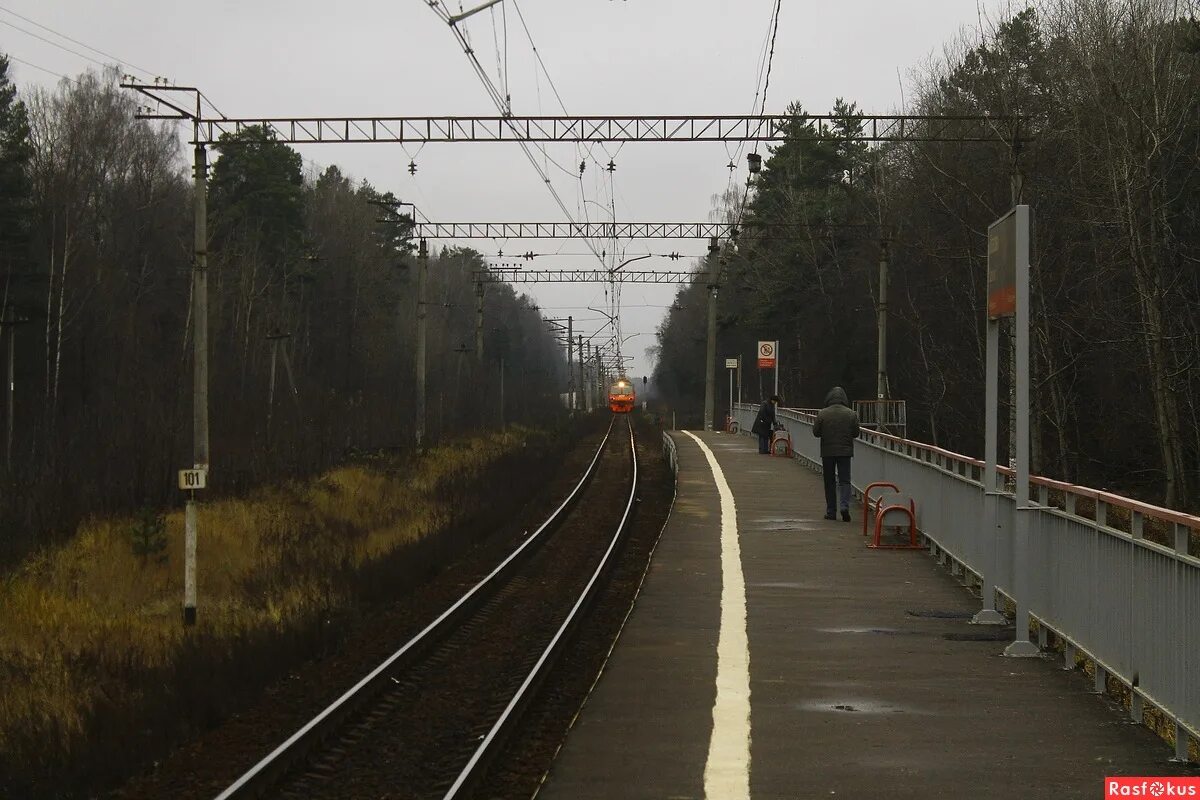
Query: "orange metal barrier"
868 494 921 550
862 482 900 536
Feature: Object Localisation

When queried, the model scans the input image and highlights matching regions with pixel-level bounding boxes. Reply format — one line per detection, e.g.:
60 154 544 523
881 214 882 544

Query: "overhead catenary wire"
0 4 158 77
6 53 76 83
0 4 223 120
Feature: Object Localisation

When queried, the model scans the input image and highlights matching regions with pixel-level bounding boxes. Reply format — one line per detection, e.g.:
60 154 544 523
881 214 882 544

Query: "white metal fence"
732 402 1199 760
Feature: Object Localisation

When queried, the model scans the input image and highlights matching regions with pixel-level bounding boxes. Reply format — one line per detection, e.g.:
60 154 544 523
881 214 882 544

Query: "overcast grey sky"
4 0 1008 381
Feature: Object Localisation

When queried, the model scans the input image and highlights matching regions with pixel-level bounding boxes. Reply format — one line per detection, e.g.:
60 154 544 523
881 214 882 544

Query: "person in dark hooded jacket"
812 386 859 521
750 395 780 454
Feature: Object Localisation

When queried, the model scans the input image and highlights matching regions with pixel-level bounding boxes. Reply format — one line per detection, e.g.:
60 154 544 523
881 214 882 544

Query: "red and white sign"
757 340 777 370
1105 777 1200 798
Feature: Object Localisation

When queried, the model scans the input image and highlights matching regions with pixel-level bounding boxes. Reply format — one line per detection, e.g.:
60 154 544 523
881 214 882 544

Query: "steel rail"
444 417 639 798
214 418 618 800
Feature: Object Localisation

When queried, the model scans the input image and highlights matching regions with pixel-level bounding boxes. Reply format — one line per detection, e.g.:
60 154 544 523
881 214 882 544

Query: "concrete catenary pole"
184 125 210 628
416 238 428 448
577 334 585 413
877 238 889 400
474 280 484 365
566 316 574 410
703 236 720 430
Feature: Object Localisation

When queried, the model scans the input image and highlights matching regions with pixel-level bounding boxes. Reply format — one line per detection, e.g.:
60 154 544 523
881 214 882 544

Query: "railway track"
214 416 639 800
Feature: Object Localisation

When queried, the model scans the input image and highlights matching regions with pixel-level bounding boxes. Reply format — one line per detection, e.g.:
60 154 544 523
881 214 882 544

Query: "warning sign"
757 340 777 370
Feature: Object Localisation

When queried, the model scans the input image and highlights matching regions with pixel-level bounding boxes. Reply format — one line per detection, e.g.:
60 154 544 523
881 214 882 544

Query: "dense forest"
652 0 1200 509
0 63 566 561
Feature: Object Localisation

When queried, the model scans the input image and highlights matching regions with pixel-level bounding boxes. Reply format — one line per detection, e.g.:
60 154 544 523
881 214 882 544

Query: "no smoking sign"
757 340 777 369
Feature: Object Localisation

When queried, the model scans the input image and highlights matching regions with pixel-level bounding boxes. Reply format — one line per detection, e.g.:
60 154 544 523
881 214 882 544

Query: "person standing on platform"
813 386 860 521
751 395 780 454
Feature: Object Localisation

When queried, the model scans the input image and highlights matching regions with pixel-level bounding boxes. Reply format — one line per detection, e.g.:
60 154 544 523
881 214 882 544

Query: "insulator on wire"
408 160 418 175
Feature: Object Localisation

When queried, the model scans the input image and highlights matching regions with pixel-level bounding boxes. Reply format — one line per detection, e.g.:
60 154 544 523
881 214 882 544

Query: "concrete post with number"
184 128 209 628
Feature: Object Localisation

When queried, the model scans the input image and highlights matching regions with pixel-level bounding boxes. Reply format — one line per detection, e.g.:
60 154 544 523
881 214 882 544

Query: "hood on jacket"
824 386 850 408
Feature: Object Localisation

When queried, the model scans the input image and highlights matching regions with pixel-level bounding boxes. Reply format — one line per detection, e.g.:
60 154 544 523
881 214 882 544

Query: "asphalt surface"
539 430 1195 800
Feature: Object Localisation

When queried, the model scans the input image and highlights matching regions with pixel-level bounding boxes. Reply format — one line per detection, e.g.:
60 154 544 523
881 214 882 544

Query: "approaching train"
608 377 636 413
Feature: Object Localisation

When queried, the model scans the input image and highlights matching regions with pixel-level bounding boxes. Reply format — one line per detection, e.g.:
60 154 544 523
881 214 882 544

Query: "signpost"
725 358 738 426
757 340 779 397
979 205 1036 651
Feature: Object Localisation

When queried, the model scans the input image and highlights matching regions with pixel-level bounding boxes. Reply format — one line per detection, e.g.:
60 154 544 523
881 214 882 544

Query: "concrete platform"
538 431 1194 800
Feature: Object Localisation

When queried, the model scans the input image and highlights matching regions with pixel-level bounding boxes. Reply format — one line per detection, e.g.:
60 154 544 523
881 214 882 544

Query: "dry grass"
0 426 555 795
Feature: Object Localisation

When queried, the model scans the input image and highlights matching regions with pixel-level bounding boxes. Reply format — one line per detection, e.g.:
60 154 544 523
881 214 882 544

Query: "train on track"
608 378 636 413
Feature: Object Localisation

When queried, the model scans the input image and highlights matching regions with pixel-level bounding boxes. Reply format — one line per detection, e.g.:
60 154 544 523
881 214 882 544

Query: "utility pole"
703 236 720 430
588 344 597 412
566 316 574 410
416 238 428 448
499 355 505 429
474 280 484 365
877 238 890 400
184 114 210 628
577 334 585 413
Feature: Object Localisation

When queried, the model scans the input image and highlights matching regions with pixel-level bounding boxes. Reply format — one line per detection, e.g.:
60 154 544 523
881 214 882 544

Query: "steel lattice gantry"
475 269 698 284
118 86 1023 146
186 115 1018 145
414 221 733 239
408 221 884 240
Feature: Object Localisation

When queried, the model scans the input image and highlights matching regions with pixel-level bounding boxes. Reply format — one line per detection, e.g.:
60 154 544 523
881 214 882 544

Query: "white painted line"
682 431 751 800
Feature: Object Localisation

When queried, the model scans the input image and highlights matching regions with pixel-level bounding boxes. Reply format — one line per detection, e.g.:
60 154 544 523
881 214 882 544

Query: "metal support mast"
877 238 889 400
416 238 428 447
474 280 485 365
577 335 586 413
703 237 720 431
566 316 574 410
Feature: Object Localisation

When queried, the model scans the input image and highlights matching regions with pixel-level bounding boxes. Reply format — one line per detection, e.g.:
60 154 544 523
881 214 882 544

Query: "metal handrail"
735 402 1200 541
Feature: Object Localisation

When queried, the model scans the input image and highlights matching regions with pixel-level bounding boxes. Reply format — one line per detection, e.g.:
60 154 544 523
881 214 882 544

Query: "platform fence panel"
729 402 1200 747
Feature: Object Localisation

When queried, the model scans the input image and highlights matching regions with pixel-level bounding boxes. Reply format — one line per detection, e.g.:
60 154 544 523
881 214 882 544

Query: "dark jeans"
822 456 852 514
757 433 770 454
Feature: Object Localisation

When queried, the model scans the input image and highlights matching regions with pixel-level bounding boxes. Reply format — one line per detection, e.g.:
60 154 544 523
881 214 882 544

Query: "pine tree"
0 53 33 292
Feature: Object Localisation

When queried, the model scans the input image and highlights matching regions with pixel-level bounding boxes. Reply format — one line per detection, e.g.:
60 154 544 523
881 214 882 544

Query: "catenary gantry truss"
415 222 733 239
475 269 698 284
410 221 882 239
185 115 1018 145
119 86 1024 146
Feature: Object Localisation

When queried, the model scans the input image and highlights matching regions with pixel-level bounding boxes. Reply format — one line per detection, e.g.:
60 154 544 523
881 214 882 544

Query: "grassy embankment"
0 425 566 797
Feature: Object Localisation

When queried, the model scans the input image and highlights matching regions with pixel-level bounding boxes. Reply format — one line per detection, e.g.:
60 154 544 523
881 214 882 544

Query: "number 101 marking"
178 469 208 490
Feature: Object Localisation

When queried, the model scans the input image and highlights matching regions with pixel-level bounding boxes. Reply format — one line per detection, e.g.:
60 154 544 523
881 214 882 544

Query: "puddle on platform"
816 626 921 636
748 581 827 590
750 517 819 532
799 699 929 715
